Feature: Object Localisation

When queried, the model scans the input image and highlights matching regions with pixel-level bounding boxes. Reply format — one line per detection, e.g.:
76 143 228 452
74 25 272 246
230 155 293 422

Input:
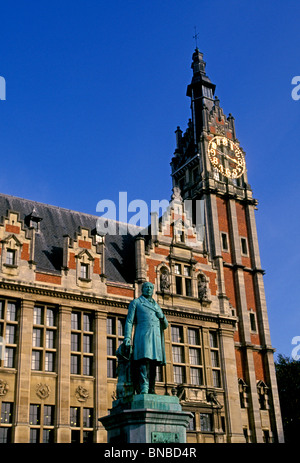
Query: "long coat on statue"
124 295 168 364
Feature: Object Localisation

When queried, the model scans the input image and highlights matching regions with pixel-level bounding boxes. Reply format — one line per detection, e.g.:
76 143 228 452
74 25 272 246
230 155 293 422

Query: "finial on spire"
193 26 199 50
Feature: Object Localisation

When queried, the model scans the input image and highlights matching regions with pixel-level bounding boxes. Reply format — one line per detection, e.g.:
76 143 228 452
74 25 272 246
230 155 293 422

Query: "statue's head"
142 281 154 297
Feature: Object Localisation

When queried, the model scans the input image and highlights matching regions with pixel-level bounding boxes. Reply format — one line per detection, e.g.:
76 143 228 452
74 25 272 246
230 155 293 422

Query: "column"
246 204 284 442
95 311 108 443
218 324 244 443
228 199 263 442
56 305 71 443
14 299 34 443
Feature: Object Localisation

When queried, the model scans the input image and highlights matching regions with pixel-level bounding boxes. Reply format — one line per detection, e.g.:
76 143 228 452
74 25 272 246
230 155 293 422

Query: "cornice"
0 280 129 309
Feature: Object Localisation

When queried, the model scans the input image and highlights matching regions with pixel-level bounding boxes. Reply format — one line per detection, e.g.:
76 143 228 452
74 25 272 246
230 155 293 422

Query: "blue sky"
0 0 299 359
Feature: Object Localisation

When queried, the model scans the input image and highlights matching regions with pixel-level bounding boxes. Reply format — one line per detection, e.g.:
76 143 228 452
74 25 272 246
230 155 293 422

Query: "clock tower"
170 49 284 443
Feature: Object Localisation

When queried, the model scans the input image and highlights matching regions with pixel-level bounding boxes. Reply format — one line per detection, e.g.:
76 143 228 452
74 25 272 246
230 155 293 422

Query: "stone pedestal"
99 394 192 444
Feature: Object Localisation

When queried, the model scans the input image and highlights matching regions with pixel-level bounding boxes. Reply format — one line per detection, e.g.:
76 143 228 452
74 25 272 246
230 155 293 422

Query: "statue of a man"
123 281 168 394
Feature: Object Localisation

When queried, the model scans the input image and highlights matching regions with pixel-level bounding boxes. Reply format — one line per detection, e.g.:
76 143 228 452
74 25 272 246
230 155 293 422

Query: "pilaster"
14 299 34 443
218 325 244 442
56 305 71 443
95 310 108 443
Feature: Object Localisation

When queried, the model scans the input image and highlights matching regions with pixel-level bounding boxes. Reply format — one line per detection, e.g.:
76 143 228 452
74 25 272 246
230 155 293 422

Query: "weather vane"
193 26 199 49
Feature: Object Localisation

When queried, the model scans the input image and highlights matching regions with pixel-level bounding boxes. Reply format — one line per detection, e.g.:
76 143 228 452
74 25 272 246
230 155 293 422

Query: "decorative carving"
160 267 170 293
197 274 208 302
215 125 225 135
75 385 89 402
36 383 50 399
0 379 9 396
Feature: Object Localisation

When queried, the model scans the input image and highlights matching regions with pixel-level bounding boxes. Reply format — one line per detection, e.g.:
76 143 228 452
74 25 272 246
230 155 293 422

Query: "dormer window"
6 249 15 266
80 263 89 280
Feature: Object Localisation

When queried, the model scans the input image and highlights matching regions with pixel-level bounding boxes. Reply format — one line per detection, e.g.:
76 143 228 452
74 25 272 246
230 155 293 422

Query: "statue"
121 281 168 395
160 268 170 292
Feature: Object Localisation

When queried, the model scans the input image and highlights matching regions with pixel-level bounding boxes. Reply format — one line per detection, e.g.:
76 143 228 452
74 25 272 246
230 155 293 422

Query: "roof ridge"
0 192 144 231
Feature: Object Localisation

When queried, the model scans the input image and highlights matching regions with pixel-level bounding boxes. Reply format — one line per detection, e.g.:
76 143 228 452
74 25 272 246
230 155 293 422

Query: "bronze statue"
120 281 168 395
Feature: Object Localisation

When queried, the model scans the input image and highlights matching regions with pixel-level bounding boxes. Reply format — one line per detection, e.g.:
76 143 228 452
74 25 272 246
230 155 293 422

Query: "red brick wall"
78 239 91 249
107 285 134 298
21 243 30 261
68 252 76 269
36 272 61 285
203 270 218 296
216 196 232 264
235 348 245 380
5 224 20 234
93 257 101 274
253 351 265 381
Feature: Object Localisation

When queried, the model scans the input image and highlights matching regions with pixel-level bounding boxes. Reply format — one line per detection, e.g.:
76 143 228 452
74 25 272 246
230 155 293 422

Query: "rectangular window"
6 249 15 266
107 316 125 379
173 365 185 384
70 407 80 427
83 356 92 376
6 302 16 321
71 333 80 351
187 413 196 431
4 347 14 368
175 276 182 295
31 351 41 370
185 278 192 297
188 328 199 345
171 326 183 343
209 331 221 388
32 328 42 347
1 402 13 424
190 367 203 386
71 311 94 376
107 358 116 378
5 325 15 344
44 405 54 426
30 428 39 443
221 233 229 251
83 314 92 332
29 404 40 425
71 354 79 375
46 309 55 327
174 264 181 275
241 237 248 255
71 312 80 330
43 429 54 443
80 263 89 280
250 312 257 332
107 338 115 356
83 334 92 353
83 408 93 428
200 413 212 432
33 307 43 325
46 330 54 349
189 348 201 365
32 305 57 372
0 427 11 443
45 352 55 372
172 345 184 363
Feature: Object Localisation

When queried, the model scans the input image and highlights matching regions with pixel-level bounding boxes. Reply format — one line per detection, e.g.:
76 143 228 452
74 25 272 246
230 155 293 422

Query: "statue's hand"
124 338 131 347
156 309 164 319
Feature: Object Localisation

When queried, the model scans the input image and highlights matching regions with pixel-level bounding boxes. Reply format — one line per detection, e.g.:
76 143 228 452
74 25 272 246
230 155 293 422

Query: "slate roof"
0 193 142 284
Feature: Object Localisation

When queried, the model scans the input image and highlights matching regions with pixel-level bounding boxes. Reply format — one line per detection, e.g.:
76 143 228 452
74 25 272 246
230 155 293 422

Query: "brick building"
0 49 283 443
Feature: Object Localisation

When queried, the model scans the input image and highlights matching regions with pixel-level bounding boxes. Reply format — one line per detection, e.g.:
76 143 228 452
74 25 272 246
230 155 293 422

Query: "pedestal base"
99 394 192 444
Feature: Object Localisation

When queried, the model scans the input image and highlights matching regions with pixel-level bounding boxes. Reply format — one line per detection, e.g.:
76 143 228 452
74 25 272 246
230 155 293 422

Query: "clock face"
207 136 245 179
